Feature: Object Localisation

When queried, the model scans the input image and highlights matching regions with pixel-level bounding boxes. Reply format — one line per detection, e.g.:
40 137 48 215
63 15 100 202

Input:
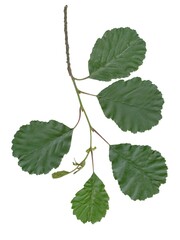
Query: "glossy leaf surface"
98 77 164 133
71 173 109 223
12 120 73 175
109 144 167 200
89 27 146 81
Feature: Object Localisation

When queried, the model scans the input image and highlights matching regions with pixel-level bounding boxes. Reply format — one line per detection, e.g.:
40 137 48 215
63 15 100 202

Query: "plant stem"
64 5 74 80
79 90 97 97
73 107 82 129
74 76 90 81
64 5 94 172
92 128 110 145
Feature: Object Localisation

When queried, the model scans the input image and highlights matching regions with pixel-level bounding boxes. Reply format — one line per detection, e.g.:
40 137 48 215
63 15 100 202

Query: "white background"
0 0 179 239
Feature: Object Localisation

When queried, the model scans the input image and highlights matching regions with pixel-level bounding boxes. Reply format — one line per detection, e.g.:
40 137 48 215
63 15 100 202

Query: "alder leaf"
12 120 73 175
97 77 164 133
71 173 109 223
88 27 146 81
109 144 167 200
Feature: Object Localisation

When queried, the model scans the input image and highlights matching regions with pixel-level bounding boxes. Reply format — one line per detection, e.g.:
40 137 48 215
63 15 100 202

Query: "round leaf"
71 173 109 224
12 120 73 175
89 27 146 81
98 77 164 133
109 144 167 200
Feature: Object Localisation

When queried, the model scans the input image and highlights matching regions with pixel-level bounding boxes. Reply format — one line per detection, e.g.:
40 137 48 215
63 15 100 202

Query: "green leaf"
12 120 73 175
97 77 164 133
71 173 109 224
109 144 167 200
52 170 70 179
88 27 146 81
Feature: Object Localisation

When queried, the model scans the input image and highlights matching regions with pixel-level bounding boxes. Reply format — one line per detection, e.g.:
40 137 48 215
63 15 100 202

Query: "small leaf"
12 120 73 175
88 27 146 81
71 173 109 224
52 170 70 179
109 144 167 200
98 77 164 133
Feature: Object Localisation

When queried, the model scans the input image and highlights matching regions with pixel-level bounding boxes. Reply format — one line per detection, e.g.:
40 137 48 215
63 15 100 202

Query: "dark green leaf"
71 173 109 223
98 77 164 133
12 120 73 175
109 144 167 200
52 170 70 179
88 27 146 81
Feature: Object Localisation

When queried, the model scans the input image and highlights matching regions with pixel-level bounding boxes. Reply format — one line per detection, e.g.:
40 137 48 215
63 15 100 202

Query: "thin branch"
64 5 94 172
90 150 95 172
79 90 97 97
64 5 74 79
74 76 90 81
89 128 95 172
73 107 82 129
92 128 110 145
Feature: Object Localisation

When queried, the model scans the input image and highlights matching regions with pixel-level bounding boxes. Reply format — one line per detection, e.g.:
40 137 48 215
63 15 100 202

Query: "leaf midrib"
22 129 72 158
112 147 158 187
99 96 149 111
88 178 98 220
91 39 140 75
